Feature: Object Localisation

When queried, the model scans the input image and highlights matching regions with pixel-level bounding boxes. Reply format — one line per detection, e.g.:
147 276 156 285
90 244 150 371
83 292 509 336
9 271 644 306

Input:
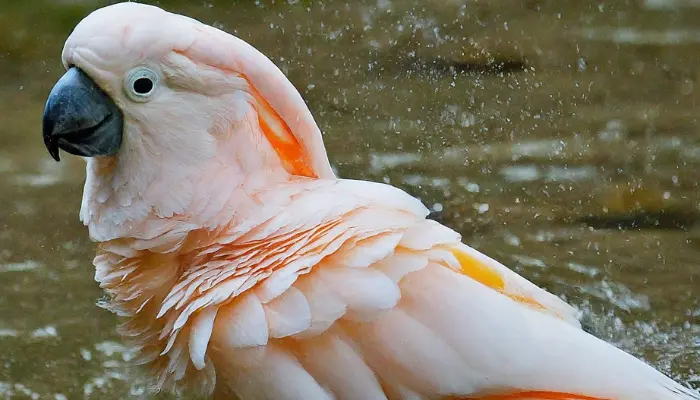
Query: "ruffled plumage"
51 3 700 400
93 179 699 400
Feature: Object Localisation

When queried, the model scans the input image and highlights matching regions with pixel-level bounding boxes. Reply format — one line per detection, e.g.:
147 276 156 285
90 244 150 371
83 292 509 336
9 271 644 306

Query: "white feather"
373 249 428 283
173 275 250 330
254 254 321 303
295 330 387 400
395 263 698 399
293 272 347 338
350 307 477 395
324 232 402 268
318 266 400 322
211 292 268 348
214 344 333 400
188 306 217 370
398 219 460 250
264 286 311 338
382 383 425 400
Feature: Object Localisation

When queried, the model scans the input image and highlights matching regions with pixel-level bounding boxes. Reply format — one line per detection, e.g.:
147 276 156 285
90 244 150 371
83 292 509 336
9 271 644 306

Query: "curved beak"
42 67 123 161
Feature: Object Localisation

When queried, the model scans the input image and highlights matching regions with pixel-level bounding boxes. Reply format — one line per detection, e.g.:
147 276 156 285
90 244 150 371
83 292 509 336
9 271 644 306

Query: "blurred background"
1 0 699 398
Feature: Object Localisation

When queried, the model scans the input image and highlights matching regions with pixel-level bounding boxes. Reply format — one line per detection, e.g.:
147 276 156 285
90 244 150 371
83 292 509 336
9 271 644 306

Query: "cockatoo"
41 2 698 400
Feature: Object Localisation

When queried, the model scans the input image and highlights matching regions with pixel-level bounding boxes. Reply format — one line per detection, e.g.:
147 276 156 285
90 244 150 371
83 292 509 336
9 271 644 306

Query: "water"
1 0 699 398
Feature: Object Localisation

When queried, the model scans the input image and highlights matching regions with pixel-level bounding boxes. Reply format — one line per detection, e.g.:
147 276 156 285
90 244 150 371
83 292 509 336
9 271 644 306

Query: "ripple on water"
94 341 132 360
511 254 547 269
456 178 480 193
566 262 600 278
369 152 421 173
0 260 41 273
500 164 597 183
12 173 61 187
401 174 450 189
0 328 18 337
500 165 540 183
578 27 700 45
0 383 40 400
643 0 700 10
579 280 652 312
82 341 145 399
10 158 72 187
30 325 58 339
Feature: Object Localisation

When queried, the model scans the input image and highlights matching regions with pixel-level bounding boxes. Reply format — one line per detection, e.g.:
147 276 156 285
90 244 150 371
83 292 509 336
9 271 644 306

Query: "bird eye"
124 67 159 101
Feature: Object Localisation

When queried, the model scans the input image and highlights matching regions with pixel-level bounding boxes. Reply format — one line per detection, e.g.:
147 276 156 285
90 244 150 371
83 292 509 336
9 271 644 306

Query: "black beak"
42 67 123 161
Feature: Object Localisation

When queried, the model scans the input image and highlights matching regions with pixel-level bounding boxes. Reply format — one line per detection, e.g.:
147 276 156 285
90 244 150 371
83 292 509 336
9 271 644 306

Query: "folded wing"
152 179 698 400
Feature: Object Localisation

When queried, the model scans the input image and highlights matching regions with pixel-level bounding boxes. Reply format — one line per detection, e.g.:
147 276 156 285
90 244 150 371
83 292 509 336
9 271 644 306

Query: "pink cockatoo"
41 2 698 400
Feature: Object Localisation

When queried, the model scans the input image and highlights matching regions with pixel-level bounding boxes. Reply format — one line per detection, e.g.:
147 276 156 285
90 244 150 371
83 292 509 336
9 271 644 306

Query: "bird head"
42 2 334 239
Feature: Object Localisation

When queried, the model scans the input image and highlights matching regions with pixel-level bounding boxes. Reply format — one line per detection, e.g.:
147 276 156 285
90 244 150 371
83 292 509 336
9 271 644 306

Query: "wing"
151 179 698 400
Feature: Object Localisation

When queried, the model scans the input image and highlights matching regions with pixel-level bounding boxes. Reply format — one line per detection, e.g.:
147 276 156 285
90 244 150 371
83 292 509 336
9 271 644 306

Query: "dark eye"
132 77 154 95
124 67 159 102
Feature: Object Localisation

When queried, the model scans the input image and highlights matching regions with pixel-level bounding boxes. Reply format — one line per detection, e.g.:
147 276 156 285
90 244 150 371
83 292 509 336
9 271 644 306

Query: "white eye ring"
124 67 159 102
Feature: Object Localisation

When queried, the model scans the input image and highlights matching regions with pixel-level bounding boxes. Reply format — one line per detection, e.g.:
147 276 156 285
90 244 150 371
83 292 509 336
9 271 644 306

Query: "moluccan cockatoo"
41 2 699 399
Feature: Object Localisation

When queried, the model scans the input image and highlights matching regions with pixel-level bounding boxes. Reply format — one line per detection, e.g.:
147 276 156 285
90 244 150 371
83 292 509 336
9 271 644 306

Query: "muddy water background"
1 0 700 398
